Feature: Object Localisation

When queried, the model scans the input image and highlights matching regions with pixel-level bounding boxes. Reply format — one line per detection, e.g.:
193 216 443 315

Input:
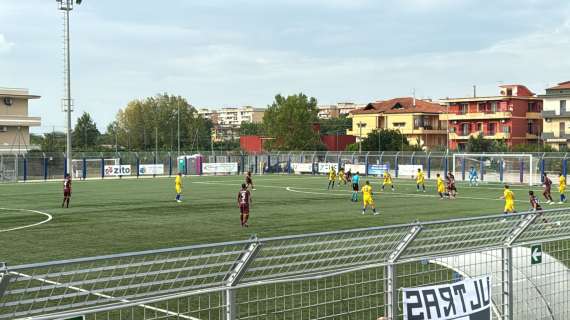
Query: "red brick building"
441 85 542 151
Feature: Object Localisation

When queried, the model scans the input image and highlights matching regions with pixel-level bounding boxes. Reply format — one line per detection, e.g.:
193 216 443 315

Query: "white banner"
291 163 313 174
318 162 338 173
399 165 424 177
139 164 164 175
104 165 131 176
203 162 238 174
403 275 491 320
344 164 366 173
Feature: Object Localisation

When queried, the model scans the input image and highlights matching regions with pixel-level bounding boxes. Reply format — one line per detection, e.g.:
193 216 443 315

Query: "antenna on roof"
473 85 477 98
412 88 416 108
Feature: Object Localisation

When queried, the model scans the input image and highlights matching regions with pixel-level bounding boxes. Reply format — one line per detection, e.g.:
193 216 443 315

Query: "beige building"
347 98 447 150
541 81 570 150
0 88 41 153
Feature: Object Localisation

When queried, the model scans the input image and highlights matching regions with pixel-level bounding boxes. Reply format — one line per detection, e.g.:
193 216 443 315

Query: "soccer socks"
176 194 181 201
562 194 566 202
66 198 70 208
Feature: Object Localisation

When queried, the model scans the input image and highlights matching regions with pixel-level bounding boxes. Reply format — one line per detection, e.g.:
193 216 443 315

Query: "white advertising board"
104 165 131 176
138 164 164 175
202 163 238 174
291 163 313 174
344 164 366 173
399 165 424 177
318 162 339 173
403 275 491 320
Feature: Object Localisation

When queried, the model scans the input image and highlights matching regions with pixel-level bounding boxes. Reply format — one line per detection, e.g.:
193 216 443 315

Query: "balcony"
442 112 512 121
542 132 570 142
449 131 509 140
542 110 570 119
0 116 41 127
525 112 541 120
404 127 446 135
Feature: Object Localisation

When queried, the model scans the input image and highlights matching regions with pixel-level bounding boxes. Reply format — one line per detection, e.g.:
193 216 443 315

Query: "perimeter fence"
1 209 570 319
1 151 570 185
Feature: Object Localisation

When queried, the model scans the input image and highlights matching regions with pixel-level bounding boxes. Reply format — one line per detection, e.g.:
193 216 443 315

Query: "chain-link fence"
1 209 570 319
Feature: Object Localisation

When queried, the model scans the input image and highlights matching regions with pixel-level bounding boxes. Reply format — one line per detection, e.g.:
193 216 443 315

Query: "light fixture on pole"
57 0 83 175
356 122 367 153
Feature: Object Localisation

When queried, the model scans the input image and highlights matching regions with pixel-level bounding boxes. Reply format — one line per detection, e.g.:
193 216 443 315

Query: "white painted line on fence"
0 208 52 233
10 271 200 320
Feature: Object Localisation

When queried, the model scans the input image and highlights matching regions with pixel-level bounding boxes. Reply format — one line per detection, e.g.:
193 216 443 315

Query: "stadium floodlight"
57 0 83 175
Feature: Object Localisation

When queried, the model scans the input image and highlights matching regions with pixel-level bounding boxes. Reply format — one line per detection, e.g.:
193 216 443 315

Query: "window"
478 103 486 112
393 122 405 128
491 102 498 112
414 118 421 128
477 123 483 132
461 123 469 135
560 122 566 136
488 123 496 135
504 125 510 133
528 102 535 112
459 103 468 114
527 121 533 134
562 100 567 113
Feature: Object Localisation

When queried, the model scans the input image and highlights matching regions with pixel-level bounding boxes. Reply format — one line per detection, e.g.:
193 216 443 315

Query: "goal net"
71 158 120 179
452 153 538 186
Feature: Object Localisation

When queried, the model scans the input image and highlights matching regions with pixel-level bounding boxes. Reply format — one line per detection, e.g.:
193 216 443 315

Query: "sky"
1 0 569 134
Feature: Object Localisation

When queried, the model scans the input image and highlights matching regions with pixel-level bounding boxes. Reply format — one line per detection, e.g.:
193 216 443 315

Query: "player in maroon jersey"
245 171 255 191
237 183 252 227
542 173 554 204
446 172 457 199
529 191 548 223
62 174 72 208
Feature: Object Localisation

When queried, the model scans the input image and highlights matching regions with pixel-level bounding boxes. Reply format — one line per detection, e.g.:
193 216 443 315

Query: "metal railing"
2 209 570 319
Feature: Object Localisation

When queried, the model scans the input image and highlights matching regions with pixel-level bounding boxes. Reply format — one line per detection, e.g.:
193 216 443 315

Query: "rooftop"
350 97 445 115
547 81 570 90
0 87 40 99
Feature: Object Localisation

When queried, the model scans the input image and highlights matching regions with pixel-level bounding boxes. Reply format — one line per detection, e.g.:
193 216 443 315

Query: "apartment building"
441 85 542 151
541 81 570 150
348 97 447 150
199 106 265 142
0 87 42 153
318 102 365 119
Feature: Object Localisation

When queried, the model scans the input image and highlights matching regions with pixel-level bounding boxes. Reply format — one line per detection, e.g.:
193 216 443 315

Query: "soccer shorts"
363 196 375 206
240 204 250 214
504 202 515 213
383 181 392 186
560 186 566 193
176 186 182 194
64 190 71 197
352 183 359 191
437 186 445 193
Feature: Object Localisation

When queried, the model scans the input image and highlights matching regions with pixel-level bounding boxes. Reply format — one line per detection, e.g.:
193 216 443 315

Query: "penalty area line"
0 208 53 233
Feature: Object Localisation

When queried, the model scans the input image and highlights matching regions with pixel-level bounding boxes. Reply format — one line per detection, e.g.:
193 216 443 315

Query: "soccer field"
0 174 562 265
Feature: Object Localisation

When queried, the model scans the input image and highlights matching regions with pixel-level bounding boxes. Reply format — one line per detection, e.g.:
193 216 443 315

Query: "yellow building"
541 81 570 150
0 88 41 153
347 97 447 150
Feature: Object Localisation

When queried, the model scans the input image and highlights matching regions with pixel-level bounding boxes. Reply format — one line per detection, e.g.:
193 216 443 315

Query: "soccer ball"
556 221 562 227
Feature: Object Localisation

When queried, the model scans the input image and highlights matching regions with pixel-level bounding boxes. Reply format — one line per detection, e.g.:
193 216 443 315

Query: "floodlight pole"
58 0 81 175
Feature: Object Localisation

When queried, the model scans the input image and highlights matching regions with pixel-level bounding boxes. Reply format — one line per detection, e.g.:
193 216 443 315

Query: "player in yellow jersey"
558 173 567 204
436 173 446 199
415 168 426 192
361 181 378 215
175 172 183 203
381 171 395 192
327 167 337 190
500 184 516 215
338 168 347 185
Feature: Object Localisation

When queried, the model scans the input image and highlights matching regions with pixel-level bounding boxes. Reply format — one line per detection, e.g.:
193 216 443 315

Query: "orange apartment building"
440 85 542 151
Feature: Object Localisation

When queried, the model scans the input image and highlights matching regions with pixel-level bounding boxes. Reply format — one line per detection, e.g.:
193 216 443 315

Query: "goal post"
452 153 537 186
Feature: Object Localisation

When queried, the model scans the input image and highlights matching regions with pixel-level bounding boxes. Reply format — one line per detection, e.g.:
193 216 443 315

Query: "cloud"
0 34 14 53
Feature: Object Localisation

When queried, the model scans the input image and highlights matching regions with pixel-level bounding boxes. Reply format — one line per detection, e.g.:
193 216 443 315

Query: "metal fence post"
82 157 87 180
224 238 262 320
385 224 422 319
0 262 10 299
502 213 537 320
23 156 27 182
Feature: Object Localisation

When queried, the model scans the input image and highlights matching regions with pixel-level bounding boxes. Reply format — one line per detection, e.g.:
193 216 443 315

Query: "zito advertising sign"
104 165 131 176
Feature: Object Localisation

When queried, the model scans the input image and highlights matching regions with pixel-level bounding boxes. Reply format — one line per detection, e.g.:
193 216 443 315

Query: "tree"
239 122 266 136
111 93 212 151
347 129 420 151
41 132 66 152
466 133 508 152
263 93 322 150
318 115 352 135
72 112 101 150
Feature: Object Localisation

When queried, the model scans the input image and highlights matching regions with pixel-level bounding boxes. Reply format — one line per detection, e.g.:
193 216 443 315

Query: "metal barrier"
1 209 570 319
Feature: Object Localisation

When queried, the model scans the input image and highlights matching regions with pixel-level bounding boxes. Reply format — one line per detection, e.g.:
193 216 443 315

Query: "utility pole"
57 0 82 175
177 100 181 155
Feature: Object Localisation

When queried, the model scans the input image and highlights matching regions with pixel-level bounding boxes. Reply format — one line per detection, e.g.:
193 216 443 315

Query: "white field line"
0 208 52 233
10 271 199 320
